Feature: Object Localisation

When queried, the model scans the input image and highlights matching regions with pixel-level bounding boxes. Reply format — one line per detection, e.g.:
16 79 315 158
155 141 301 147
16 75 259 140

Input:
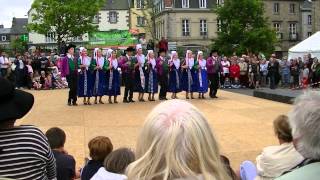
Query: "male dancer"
156 49 169 100
120 47 136 103
61 44 78 105
207 50 222 98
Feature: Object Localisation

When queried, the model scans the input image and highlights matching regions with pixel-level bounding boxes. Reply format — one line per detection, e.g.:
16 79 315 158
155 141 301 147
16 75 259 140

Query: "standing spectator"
25 59 34 89
298 57 304 86
45 127 79 180
40 52 49 72
311 57 320 88
14 55 26 89
239 57 248 88
290 59 300 89
81 136 113 180
32 50 42 75
279 56 291 88
158 37 168 54
221 56 230 88
268 55 279 89
139 35 147 50
0 77 56 179
0 52 10 78
277 92 320 179
146 39 154 51
260 59 268 87
302 64 310 89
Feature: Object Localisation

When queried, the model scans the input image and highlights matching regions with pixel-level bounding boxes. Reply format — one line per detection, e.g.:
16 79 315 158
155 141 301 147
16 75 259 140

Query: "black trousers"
123 73 134 100
16 69 25 88
208 73 219 97
66 73 78 103
159 74 168 99
0 68 8 77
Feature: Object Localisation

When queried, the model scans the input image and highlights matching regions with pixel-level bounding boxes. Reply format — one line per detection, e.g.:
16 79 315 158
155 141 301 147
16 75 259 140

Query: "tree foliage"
212 0 277 56
141 0 156 40
10 38 28 55
28 0 105 50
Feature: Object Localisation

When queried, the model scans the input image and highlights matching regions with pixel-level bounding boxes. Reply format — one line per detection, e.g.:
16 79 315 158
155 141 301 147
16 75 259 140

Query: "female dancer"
197 51 208 99
90 48 108 104
168 51 181 99
146 50 158 101
77 47 93 105
182 50 198 99
135 44 146 102
106 49 121 104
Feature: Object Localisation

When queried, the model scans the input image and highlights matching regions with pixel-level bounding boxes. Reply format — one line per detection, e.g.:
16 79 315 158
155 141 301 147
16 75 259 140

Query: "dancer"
61 44 78 106
156 49 169 100
120 47 136 103
146 50 158 101
77 47 93 105
182 50 198 99
135 44 146 102
90 48 108 104
197 51 208 99
168 51 181 99
106 50 121 104
207 50 222 98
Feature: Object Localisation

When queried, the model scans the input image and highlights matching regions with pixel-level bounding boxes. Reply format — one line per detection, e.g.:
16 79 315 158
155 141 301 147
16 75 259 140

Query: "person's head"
111 50 117 59
104 148 135 174
67 44 75 55
210 50 218 57
136 44 143 54
308 53 312 59
289 92 320 160
161 37 165 41
197 51 203 60
127 100 230 180
171 51 178 60
159 49 166 57
41 71 45 77
126 47 134 56
45 127 66 149
313 57 319 64
186 50 192 59
80 47 87 57
89 136 113 162
273 115 293 144
147 50 155 59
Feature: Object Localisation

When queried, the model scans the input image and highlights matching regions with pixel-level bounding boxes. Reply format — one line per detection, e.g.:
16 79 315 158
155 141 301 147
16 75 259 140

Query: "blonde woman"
126 99 231 180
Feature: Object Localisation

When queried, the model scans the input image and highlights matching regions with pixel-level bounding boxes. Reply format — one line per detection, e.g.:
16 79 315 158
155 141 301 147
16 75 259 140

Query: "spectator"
26 59 34 89
81 136 113 180
0 52 10 78
126 100 231 180
239 57 248 88
44 73 53 90
260 59 268 87
40 52 49 72
92 148 135 180
277 92 320 179
33 71 42 90
229 60 240 88
268 55 279 89
279 57 291 88
302 64 310 89
249 57 260 89
14 55 26 89
254 115 304 180
158 37 168 53
0 77 56 179
40 71 46 89
32 51 41 75
311 57 320 88
221 56 230 88
290 59 300 89
146 39 154 51
45 127 79 180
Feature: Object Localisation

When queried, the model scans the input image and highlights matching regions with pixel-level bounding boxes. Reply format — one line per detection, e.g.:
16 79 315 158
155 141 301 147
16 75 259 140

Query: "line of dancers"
61 44 222 106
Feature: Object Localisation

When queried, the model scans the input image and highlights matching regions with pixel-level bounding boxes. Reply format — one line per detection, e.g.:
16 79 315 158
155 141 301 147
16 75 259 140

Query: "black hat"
125 47 135 52
0 77 34 121
158 48 166 54
210 49 219 57
65 44 76 52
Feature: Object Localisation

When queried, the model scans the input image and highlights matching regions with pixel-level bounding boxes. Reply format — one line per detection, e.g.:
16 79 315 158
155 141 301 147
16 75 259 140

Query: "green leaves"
212 0 277 56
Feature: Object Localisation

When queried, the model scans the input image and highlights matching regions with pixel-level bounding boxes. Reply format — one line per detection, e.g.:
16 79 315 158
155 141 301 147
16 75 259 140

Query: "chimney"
164 0 173 8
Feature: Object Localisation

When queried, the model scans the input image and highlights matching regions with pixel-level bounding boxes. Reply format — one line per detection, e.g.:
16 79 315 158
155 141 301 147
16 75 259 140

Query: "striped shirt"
0 125 56 180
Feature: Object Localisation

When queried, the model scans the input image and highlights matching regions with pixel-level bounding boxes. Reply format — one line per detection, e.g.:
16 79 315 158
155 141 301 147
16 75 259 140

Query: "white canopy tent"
288 31 320 60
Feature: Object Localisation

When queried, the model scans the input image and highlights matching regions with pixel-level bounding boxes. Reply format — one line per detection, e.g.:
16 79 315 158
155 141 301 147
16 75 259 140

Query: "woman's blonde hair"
127 100 231 180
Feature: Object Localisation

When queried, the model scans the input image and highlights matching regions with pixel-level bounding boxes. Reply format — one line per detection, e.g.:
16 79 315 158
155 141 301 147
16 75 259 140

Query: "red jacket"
229 64 240 78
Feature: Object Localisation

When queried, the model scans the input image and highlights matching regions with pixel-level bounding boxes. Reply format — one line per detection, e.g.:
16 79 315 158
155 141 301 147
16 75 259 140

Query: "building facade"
129 0 152 39
0 26 11 49
154 0 217 51
313 0 320 32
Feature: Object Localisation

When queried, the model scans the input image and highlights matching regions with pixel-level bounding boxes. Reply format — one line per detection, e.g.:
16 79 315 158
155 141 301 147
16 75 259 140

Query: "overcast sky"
0 0 34 28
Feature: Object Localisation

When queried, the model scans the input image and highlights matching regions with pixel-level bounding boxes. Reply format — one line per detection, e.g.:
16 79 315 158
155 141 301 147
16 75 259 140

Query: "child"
33 71 42 90
45 127 79 180
224 77 232 88
302 64 309 89
81 136 113 180
229 60 240 88
91 148 135 180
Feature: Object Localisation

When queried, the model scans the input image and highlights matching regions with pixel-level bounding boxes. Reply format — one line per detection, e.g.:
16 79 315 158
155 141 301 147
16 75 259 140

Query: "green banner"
89 30 138 46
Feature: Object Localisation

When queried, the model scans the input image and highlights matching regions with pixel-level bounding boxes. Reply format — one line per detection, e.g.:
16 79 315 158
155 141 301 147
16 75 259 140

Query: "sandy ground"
19 88 292 169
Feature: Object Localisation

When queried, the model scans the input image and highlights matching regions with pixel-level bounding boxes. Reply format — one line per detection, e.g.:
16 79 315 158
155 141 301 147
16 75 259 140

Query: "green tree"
28 0 105 51
10 38 28 55
212 0 277 56
140 0 156 40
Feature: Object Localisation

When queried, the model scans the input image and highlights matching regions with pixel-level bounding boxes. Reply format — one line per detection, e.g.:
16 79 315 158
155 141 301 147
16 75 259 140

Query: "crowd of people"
1 76 320 180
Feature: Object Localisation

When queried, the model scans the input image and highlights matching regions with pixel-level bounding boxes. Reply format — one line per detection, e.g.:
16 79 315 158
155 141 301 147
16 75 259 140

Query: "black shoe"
73 102 78 106
68 100 72 106
123 99 129 103
213 96 218 98
129 99 135 103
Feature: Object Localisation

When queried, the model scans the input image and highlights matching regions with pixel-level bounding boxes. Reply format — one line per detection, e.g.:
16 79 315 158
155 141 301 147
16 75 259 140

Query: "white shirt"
173 59 180 69
91 167 127 180
96 57 105 67
221 61 230 74
255 143 304 180
111 59 118 69
199 59 206 69
186 58 194 69
149 58 156 69
0 56 9 69
80 56 91 70
136 54 145 67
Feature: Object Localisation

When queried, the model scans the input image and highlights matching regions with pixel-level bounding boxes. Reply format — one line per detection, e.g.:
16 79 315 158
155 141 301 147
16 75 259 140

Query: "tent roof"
289 31 320 53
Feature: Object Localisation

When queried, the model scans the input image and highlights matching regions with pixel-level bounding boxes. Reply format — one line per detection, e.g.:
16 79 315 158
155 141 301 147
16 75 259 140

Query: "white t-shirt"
221 61 230 74
0 56 9 69
91 167 127 180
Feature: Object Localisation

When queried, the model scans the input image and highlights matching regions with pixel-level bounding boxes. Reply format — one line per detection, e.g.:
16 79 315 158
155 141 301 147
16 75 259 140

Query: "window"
200 20 207 36
308 15 312 25
199 0 207 8
273 3 279 14
289 4 295 13
182 19 190 36
308 32 312 37
289 23 297 34
45 32 55 43
216 0 224 6
273 23 281 32
1 36 6 41
109 11 118 23
217 19 222 32
182 0 189 8
92 14 99 24
137 0 144 9
137 16 145 26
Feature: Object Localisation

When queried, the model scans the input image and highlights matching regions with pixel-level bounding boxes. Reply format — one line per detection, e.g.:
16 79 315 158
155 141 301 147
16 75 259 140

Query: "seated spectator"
254 115 304 180
33 71 42 90
44 73 53 90
45 127 79 180
0 77 56 179
277 92 320 179
92 148 135 180
229 60 240 88
126 99 231 180
40 71 46 89
81 136 113 180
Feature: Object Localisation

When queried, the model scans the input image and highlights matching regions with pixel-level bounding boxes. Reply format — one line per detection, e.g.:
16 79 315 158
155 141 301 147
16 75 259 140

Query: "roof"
102 0 129 10
289 31 320 59
301 0 312 9
0 28 11 34
10 18 28 34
